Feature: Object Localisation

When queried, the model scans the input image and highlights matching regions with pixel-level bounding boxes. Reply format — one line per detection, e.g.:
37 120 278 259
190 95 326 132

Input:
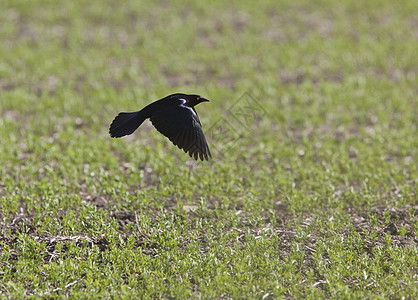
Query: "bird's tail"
109 111 147 138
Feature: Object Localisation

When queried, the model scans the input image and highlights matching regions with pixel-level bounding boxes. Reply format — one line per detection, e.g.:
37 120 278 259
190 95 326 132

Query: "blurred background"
0 0 417 297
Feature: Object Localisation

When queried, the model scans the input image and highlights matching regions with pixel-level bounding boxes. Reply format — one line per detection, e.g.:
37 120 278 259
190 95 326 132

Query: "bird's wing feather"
150 105 211 161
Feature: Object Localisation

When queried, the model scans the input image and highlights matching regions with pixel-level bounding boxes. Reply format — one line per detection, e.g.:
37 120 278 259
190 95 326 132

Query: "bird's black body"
109 93 212 161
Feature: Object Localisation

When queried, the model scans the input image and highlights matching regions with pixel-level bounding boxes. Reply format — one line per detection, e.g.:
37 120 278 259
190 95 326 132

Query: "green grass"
1 0 417 298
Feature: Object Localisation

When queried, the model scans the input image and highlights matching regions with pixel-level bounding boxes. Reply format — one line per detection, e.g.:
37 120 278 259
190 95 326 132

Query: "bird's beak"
201 97 210 102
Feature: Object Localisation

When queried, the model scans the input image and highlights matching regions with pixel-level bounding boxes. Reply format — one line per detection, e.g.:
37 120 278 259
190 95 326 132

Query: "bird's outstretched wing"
150 105 211 161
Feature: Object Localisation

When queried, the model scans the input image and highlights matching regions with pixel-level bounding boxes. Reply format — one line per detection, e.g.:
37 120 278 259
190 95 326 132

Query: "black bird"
109 93 212 161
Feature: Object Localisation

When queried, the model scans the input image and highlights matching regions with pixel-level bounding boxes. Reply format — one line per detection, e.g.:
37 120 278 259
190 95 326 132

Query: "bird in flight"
109 93 212 161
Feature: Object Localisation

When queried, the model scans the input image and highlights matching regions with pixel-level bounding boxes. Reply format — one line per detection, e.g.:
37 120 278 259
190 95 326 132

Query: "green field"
1 0 417 298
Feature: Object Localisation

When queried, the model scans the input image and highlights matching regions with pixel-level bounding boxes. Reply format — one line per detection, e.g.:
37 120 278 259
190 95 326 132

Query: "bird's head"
187 94 210 107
